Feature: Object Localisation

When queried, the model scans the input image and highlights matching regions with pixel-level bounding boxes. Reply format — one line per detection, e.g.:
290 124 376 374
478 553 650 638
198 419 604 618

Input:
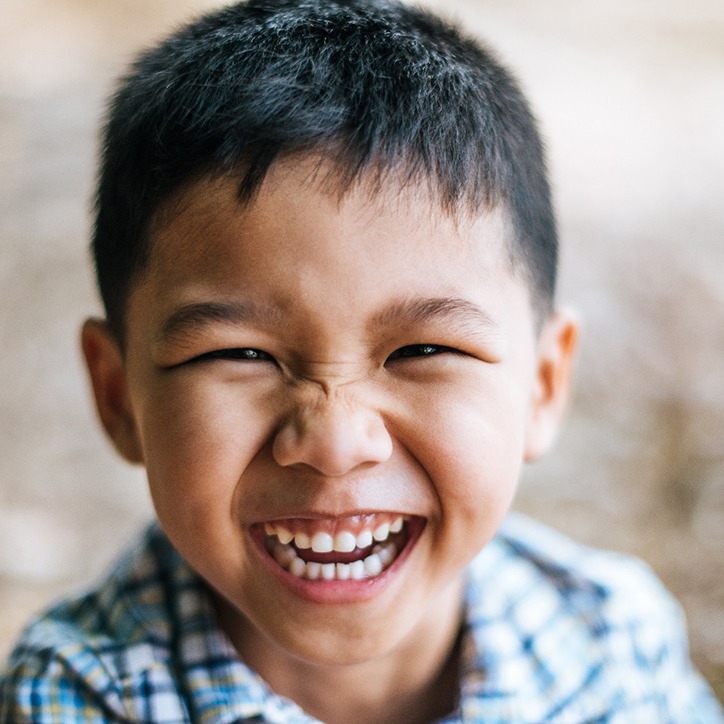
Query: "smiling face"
82 158 577 684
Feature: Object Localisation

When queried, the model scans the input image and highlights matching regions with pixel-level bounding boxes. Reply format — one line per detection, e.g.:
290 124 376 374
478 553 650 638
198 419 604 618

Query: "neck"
215 579 465 724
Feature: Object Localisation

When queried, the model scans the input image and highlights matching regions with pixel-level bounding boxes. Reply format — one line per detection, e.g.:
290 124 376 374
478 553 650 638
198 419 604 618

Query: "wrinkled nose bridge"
272 379 393 475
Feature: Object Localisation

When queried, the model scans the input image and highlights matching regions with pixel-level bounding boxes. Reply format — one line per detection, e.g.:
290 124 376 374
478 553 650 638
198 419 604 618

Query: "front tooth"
356 530 373 549
364 553 383 577
264 522 275 536
306 562 321 580
277 528 294 545
334 531 357 553
372 522 390 542
336 563 351 580
390 516 404 533
294 532 311 549
321 563 336 581
349 560 366 580
311 531 334 553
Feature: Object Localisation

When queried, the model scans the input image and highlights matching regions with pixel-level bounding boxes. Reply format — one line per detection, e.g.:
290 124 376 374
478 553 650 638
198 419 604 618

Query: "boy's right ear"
81 319 144 464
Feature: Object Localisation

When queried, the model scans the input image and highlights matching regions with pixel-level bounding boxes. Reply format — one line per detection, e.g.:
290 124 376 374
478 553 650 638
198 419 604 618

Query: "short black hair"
93 0 557 340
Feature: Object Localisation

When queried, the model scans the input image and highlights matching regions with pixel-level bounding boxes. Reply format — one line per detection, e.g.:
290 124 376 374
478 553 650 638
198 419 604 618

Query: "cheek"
405 373 530 524
135 376 276 521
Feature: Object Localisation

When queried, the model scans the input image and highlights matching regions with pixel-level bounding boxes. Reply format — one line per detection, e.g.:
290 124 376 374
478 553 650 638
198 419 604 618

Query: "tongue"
295 545 373 565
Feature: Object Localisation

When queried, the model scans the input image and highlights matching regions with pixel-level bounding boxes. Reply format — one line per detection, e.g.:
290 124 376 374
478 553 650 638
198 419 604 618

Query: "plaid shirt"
2 514 721 723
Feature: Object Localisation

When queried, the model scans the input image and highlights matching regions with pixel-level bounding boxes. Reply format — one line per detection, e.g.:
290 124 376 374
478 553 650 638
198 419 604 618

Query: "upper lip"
256 513 417 536
253 510 422 525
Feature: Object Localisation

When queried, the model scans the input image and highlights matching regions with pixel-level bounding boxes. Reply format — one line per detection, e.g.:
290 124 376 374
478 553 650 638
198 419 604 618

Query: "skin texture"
82 159 578 724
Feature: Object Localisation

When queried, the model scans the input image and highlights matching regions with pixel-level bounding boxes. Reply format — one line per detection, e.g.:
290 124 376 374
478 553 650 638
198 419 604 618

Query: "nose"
272 388 393 476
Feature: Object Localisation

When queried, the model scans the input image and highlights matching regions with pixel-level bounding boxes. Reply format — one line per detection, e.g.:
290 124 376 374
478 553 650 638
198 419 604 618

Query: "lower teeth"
271 539 399 581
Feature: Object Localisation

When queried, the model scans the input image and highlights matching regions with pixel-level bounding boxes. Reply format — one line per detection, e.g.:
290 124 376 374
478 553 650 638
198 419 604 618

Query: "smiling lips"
263 515 409 582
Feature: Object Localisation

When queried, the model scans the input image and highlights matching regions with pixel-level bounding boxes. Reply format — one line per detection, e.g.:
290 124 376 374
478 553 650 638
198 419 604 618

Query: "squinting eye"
387 344 456 362
189 348 274 363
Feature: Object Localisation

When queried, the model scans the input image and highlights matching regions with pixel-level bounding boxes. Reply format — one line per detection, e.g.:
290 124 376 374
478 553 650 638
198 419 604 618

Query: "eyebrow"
157 300 281 344
156 295 498 346
371 296 499 335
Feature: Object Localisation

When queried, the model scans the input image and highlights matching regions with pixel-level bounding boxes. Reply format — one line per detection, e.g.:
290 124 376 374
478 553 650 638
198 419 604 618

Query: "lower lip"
250 519 424 604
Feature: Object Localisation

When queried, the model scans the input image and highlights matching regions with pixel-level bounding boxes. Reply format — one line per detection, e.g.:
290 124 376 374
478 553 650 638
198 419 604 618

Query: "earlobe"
81 319 144 464
524 308 579 462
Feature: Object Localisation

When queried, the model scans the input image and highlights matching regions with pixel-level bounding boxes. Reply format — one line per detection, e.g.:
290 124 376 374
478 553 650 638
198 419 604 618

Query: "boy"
1 0 721 721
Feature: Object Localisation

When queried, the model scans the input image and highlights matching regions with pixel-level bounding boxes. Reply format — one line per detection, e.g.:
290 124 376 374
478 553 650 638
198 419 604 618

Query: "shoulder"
461 513 723 722
491 512 678 630
0 524 194 722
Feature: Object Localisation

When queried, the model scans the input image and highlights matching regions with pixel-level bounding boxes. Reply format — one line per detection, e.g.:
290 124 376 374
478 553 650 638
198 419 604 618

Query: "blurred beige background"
1 0 722 703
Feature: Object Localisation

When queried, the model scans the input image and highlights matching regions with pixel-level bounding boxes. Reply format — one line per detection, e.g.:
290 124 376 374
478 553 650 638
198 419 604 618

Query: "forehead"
146 158 516 281
125 159 537 352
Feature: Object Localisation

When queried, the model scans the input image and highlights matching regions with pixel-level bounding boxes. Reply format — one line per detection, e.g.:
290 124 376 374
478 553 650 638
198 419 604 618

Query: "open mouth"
262 515 413 582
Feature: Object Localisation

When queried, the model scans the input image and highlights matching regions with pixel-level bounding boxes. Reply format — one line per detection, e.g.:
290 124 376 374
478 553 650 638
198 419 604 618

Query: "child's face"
83 158 576 670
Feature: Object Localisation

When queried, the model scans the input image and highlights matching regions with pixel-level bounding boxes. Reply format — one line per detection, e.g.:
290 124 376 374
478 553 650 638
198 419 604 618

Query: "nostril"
271 404 392 475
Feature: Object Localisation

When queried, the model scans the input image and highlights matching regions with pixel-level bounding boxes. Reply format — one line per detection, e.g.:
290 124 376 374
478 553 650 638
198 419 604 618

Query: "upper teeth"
264 516 405 553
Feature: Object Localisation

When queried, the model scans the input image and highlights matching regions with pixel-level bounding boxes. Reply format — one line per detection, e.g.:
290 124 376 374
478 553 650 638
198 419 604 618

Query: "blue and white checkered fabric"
2 514 721 722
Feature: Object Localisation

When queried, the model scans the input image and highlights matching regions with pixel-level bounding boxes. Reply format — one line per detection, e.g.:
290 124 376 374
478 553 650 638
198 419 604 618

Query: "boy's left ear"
524 308 579 462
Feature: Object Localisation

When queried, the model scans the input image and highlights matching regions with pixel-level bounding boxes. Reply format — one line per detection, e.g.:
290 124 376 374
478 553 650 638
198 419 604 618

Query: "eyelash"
386 344 459 362
190 348 274 363
187 343 461 366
